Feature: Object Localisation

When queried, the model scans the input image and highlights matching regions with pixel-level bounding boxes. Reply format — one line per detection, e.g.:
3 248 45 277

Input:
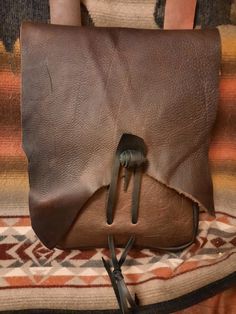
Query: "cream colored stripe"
82 0 158 29
0 253 235 310
0 286 118 311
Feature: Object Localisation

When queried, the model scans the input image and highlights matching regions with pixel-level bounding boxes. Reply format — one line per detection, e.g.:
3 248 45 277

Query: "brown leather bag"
20 2 221 311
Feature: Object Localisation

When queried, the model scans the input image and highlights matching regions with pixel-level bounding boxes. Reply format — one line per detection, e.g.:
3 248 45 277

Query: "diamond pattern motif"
230 237 236 246
0 213 234 288
211 237 226 247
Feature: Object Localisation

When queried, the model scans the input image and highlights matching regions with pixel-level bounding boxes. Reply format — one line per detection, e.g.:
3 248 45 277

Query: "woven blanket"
0 25 235 313
0 1 236 313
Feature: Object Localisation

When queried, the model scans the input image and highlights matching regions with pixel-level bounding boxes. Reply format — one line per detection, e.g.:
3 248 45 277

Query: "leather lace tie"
106 134 147 225
102 235 138 314
103 134 147 313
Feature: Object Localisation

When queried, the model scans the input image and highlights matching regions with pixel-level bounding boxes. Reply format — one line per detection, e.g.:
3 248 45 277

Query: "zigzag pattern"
0 212 235 288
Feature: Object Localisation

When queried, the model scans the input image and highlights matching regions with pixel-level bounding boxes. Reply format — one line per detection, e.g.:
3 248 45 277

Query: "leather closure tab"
106 134 147 225
120 150 146 168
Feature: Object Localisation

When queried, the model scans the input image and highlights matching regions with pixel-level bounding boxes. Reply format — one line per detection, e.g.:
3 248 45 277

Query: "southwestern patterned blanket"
0 1 236 313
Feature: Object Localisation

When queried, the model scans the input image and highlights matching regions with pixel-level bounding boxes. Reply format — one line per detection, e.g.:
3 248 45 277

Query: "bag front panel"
21 23 220 249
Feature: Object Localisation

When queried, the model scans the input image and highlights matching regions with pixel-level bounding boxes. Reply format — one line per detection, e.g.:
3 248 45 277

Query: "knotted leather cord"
120 149 146 224
104 135 146 313
106 154 121 225
102 235 138 314
106 134 147 225
131 168 142 224
104 134 199 312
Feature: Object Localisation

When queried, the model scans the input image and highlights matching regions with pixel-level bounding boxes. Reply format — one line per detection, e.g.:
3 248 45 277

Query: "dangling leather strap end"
102 235 138 314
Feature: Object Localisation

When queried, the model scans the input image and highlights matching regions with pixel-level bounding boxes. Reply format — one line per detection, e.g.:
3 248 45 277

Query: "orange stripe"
0 72 20 92
209 143 236 161
13 217 31 226
41 276 74 286
0 141 24 157
220 77 236 97
5 277 34 286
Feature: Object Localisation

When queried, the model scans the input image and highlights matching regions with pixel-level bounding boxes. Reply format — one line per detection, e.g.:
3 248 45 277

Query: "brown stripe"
210 162 236 172
0 159 27 173
221 60 236 75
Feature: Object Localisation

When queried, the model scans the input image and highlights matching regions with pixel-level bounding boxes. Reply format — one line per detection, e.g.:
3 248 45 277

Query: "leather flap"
21 23 221 248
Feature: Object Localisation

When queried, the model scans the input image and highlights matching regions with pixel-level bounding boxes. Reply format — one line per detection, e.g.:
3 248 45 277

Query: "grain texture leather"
21 23 220 250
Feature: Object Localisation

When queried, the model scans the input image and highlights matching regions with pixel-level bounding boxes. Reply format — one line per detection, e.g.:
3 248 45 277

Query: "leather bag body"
21 23 221 250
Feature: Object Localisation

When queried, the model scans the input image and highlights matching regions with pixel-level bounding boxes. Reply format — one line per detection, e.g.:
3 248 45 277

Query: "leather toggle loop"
106 134 147 225
119 150 146 168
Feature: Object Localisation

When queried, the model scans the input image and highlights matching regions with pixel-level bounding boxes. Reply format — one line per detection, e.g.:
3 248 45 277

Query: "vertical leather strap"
164 0 197 30
49 0 81 26
106 134 147 225
102 235 138 314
